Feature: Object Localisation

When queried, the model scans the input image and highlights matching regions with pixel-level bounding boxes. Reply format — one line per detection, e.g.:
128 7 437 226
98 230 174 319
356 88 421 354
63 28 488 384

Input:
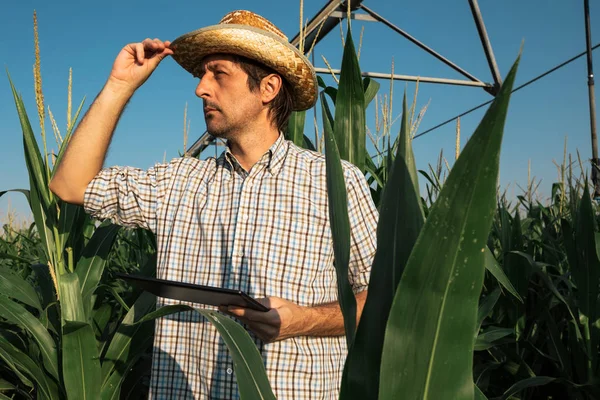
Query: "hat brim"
171 24 317 111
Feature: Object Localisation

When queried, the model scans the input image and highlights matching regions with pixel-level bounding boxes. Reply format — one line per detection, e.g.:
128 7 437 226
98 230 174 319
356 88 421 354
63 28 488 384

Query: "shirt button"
237 251 244 257
226 367 233 375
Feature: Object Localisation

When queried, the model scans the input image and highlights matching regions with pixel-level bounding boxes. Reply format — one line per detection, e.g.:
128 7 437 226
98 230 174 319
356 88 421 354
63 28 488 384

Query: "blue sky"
0 0 597 221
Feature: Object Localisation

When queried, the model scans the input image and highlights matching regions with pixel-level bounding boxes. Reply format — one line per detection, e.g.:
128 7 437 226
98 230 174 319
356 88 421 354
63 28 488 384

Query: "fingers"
130 38 172 64
221 306 280 324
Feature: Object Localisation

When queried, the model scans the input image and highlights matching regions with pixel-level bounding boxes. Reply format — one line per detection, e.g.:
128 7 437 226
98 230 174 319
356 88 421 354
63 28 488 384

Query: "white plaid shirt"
84 134 378 399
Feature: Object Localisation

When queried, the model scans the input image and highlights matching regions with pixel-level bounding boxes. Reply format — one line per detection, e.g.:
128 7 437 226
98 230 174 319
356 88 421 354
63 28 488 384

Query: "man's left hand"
219 297 311 343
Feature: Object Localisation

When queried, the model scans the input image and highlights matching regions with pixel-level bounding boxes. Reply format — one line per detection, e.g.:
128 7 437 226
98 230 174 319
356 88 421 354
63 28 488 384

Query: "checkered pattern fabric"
84 134 378 399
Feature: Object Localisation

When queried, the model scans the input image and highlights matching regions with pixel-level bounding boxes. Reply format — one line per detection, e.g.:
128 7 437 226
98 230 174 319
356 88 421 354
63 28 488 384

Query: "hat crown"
219 10 288 41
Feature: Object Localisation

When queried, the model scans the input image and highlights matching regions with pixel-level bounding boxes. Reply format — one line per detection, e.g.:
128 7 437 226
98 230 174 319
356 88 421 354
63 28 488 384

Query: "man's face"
195 54 262 139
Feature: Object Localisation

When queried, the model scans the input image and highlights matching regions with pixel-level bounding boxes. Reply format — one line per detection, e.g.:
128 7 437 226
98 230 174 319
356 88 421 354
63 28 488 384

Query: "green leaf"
302 134 316 152
51 96 85 179
101 292 157 394
474 327 514 351
286 111 306 148
57 202 87 256
59 273 87 323
542 308 571 375
341 93 424 399
378 55 520 400
499 376 556 400
334 29 366 172
0 341 33 388
477 287 501 333
200 310 276 400
484 248 523 303
474 384 487 400
0 189 31 208
363 77 380 107
0 294 59 380
0 337 60 399
62 321 102 400
322 92 356 347
75 223 121 317
59 273 101 399
0 379 16 391
0 266 42 311
572 185 600 365
7 73 52 213
31 263 58 310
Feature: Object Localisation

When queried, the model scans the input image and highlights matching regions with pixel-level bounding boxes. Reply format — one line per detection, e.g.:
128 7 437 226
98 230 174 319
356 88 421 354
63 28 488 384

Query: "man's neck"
227 126 280 172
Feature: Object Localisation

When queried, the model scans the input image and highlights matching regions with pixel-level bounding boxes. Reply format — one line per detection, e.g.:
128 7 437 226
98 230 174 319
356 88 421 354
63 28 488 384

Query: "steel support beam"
359 4 487 90
315 67 492 88
584 0 600 197
468 0 502 95
290 0 364 54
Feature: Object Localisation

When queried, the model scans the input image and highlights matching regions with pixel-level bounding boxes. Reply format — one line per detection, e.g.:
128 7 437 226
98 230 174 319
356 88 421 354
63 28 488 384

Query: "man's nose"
195 77 210 98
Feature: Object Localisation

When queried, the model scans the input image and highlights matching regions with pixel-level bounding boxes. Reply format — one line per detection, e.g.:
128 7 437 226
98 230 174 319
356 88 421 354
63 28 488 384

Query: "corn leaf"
0 294 59 381
477 287 501 333
474 327 514 351
484 248 523 303
0 342 33 388
201 310 276 400
76 223 121 317
341 94 423 399
0 266 42 311
499 376 556 400
287 111 306 148
104 299 277 399
474 385 488 400
0 338 60 399
51 97 85 179
62 322 101 400
542 308 571 375
334 29 366 172
101 291 157 390
322 92 356 347
57 202 87 256
379 55 519 400
363 77 380 107
7 73 52 213
59 273 101 399
572 185 600 368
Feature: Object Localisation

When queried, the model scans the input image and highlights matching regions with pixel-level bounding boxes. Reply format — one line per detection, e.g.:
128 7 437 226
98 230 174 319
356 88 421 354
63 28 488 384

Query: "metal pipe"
290 0 365 55
359 4 485 86
584 0 600 197
468 0 502 94
315 67 492 88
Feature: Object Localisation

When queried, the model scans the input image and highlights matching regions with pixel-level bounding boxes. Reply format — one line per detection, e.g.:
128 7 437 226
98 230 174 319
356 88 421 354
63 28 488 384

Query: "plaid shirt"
84 134 378 399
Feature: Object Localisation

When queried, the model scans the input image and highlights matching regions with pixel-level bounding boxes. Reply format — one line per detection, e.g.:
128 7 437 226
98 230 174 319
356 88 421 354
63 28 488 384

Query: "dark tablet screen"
116 273 270 312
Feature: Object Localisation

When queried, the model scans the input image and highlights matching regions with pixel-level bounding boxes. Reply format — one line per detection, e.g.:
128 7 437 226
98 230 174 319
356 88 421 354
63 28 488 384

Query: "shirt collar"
223 133 288 177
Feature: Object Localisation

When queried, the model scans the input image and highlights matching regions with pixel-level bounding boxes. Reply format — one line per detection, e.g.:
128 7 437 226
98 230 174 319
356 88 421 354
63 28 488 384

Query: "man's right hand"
49 38 173 205
107 38 174 93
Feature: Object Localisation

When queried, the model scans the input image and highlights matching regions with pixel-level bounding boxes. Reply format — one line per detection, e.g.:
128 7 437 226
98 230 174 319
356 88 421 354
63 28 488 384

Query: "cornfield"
1 13 599 400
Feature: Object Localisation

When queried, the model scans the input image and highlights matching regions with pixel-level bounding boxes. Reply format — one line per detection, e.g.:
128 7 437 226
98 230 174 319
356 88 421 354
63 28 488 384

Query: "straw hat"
171 10 318 111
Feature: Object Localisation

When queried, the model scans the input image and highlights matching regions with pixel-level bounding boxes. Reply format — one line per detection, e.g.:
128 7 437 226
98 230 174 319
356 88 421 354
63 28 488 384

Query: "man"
50 10 378 400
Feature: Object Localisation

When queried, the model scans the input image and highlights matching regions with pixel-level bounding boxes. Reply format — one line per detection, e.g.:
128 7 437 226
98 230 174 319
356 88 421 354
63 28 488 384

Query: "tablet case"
116 273 270 312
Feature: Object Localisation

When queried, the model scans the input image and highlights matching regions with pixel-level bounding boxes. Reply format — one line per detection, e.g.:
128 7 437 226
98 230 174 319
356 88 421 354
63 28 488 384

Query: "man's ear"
260 74 282 104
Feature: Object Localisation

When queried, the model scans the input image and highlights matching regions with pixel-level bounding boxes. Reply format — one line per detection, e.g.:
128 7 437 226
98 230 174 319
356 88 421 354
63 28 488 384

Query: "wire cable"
413 42 600 139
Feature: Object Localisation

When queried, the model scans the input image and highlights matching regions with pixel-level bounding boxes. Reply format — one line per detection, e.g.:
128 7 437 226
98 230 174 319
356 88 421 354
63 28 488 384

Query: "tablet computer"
115 273 270 312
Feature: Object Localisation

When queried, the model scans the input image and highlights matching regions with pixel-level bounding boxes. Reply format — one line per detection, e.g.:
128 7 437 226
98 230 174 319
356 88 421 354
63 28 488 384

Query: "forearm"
49 80 133 204
302 290 368 337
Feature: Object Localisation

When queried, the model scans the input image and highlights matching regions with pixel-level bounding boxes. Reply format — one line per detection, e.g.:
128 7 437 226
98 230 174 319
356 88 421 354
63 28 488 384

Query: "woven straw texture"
171 10 317 110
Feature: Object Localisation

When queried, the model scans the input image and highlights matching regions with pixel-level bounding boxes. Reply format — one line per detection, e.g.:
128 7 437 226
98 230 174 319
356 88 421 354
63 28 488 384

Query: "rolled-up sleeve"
83 161 176 232
345 163 379 293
